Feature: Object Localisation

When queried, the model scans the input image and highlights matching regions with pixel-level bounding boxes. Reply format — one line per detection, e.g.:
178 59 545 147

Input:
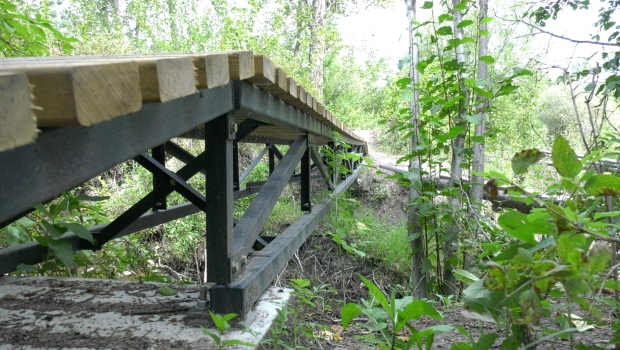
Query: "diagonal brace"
134 153 207 210
239 145 270 184
310 146 334 190
92 152 207 248
232 136 307 261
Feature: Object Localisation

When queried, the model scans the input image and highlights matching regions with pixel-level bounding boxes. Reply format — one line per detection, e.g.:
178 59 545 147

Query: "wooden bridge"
0 51 366 317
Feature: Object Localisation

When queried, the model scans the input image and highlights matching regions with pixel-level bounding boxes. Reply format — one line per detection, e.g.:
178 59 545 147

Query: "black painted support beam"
205 113 236 283
268 145 276 175
301 137 311 212
209 164 364 316
310 146 333 190
0 84 233 226
152 145 167 211
134 153 207 210
232 136 307 264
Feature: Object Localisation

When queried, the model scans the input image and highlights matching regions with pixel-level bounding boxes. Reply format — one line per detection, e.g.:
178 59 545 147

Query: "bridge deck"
0 51 366 323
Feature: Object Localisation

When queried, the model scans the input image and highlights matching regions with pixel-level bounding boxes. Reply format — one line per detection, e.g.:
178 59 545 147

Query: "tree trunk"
441 0 470 297
309 0 326 98
471 0 488 206
405 0 427 299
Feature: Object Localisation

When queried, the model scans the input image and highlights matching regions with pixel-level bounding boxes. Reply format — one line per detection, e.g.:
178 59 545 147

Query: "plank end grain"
72 62 142 126
0 72 38 152
151 56 196 102
227 51 255 80
192 53 230 89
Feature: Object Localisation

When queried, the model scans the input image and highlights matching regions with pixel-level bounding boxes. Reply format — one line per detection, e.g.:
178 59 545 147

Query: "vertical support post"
327 141 337 187
205 112 235 283
152 144 167 211
233 141 240 190
301 136 311 212
268 144 275 175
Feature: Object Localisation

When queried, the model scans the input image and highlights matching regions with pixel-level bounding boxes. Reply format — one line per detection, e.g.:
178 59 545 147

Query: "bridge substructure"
0 51 366 318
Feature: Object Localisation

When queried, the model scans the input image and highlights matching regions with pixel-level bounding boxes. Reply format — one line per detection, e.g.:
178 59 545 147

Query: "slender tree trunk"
441 0 470 297
309 0 326 98
405 0 427 299
471 0 488 206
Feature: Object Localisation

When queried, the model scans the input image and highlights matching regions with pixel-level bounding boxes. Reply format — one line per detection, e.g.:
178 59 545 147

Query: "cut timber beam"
189 53 230 89
0 72 37 152
227 51 255 80
246 54 275 86
0 61 141 126
0 56 197 103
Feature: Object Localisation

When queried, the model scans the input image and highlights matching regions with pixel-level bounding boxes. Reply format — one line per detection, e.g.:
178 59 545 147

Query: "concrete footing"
0 277 291 349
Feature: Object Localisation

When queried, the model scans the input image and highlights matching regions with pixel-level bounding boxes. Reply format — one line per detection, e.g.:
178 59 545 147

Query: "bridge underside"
0 81 365 317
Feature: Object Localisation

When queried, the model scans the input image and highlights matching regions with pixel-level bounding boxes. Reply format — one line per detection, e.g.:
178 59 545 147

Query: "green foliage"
0 0 76 57
341 275 452 349
463 135 619 348
1 192 108 272
201 311 255 349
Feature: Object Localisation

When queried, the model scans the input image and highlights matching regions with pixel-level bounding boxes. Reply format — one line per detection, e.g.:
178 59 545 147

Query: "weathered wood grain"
246 54 275 85
191 53 230 89
227 51 255 80
0 61 141 126
0 72 37 152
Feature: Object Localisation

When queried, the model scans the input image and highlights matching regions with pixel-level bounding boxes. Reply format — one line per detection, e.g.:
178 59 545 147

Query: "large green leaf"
585 174 620 196
497 211 553 244
47 238 74 267
359 275 390 317
511 149 544 175
552 136 582 178
453 268 479 285
60 223 94 244
341 303 362 329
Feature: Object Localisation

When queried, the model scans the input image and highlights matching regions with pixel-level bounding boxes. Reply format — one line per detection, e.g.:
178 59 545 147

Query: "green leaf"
552 136 582 178
453 268 479 285
360 275 391 317
511 149 544 175
480 16 493 24
438 14 453 23
421 1 433 9
34 203 51 218
448 125 466 138
587 242 612 274
42 220 68 239
585 174 620 196
437 26 453 36
222 339 255 347
498 211 553 244
479 55 495 64
466 114 483 124
74 194 110 201
201 328 221 344
457 19 474 29
341 302 362 329
475 333 500 350
455 2 467 11
401 300 443 322
157 286 178 296
48 238 74 267
60 223 94 244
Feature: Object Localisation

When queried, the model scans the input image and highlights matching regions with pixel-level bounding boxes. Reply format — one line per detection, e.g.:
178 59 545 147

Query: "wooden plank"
278 77 298 104
190 53 230 89
0 56 196 103
227 51 255 80
135 56 196 102
0 72 37 152
0 61 141 127
246 54 275 85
